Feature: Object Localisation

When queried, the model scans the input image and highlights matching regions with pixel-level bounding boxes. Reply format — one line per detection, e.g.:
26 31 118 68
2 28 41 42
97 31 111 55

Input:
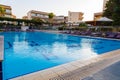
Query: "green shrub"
58 26 65 30
79 23 87 27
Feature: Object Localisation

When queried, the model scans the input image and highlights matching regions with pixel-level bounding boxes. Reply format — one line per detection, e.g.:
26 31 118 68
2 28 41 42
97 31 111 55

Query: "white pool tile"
36 70 58 79
23 76 44 80
10 77 24 80
52 67 69 76
61 63 78 71
70 61 85 68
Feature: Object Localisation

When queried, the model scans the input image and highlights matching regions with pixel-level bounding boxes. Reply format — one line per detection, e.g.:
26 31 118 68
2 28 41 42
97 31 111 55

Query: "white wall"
21 26 29 31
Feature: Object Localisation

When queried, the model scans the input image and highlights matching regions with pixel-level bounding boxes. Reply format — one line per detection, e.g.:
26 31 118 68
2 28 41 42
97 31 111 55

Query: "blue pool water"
0 32 120 80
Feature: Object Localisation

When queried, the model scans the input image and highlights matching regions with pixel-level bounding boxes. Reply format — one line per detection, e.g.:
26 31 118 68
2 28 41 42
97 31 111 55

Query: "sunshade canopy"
97 17 113 21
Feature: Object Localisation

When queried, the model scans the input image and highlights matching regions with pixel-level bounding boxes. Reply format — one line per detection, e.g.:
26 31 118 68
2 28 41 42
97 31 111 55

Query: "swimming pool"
0 32 120 80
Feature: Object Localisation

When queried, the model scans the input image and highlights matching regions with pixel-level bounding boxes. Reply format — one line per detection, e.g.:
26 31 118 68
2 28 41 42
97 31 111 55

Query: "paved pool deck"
10 49 120 80
0 36 4 80
83 61 120 80
0 36 4 62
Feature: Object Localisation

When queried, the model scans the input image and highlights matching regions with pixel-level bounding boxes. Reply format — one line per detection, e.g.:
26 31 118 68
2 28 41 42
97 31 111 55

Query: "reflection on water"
13 34 98 61
13 41 29 53
80 39 98 58
51 39 98 60
13 34 29 53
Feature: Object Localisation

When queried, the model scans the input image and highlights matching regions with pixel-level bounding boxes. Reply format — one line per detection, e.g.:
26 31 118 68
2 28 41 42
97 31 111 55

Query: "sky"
0 0 104 21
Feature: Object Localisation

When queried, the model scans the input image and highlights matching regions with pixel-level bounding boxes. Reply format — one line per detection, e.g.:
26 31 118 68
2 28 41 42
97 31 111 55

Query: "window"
31 13 36 16
44 15 48 18
5 14 11 18
5 9 11 13
37 14 41 17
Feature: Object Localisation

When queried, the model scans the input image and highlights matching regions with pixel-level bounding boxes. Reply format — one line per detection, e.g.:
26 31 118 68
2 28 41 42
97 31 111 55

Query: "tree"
48 13 54 19
48 13 54 25
79 22 87 27
0 5 5 17
103 0 120 26
31 17 44 29
32 17 43 23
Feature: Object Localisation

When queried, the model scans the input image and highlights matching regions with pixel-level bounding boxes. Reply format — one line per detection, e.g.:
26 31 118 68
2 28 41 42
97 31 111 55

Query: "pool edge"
0 36 4 61
10 49 120 80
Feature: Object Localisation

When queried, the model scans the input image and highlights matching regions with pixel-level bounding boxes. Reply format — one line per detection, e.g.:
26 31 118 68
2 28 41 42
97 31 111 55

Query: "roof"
97 17 113 21
28 10 49 15
94 12 103 16
0 4 12 10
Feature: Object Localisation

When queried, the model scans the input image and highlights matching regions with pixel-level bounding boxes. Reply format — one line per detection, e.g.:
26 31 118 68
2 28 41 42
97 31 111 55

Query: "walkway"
83 61 120 80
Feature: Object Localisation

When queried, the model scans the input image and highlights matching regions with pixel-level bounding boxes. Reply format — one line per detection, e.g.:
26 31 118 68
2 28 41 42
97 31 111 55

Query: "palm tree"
48 13 54 26
0 5 5 17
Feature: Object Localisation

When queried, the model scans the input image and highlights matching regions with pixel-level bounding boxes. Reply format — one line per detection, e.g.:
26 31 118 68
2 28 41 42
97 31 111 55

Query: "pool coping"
10 49 120 80
0 36 4 62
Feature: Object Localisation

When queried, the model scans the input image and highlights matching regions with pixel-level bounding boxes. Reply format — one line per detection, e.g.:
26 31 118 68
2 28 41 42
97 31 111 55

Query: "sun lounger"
106 33 117 38
116 34 120 39
81 31 91 35
91 32 102 37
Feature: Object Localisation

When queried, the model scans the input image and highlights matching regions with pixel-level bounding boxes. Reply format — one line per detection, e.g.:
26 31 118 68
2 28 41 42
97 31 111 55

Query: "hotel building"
53 16 68 24
93 0 109 21
94 12 103 21
68 11 84 23
0 4 15 18
103 0 109 11
27 10 49 21
22 16 28 20
26 10 68 24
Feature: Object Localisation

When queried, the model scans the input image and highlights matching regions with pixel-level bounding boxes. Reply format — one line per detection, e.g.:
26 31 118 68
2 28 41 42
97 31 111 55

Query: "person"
102 32 106 37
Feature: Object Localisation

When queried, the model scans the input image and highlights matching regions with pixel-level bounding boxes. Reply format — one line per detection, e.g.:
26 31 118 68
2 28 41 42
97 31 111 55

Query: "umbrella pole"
94 20 96 26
